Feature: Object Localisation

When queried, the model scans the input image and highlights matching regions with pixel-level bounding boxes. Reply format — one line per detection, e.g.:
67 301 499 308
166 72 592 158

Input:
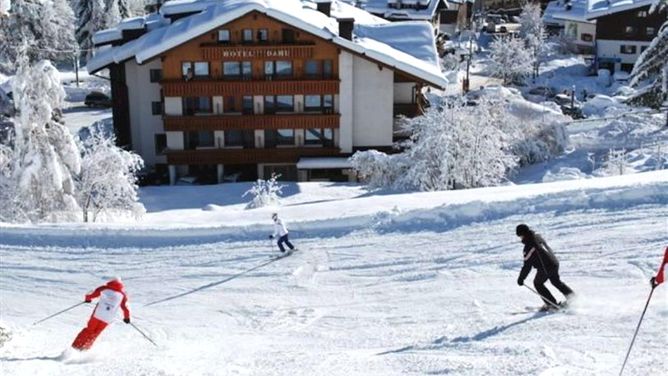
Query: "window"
323 60 333 78
620 45 637 54
242 29 253 43
264 61 293 79
223 62 240 78
304 95 321 112
323 94 333 113
218 29 230 43
646 27 656 36
242 95 254 114
305 128 333 146
242 61 252 79
194 62 209 78
276 95 293 112
186 131 214 149
182 62 193 80
264 61 274 78
624 26 636 36
641 45 648 53
275 61 292 77
257 29 268 42
183 97 212 115
637 10 648 17
265 129 295 147
282 28 295 43
151 101 162 115
305 60 320 78
149 69 162 83
225 130 254 148
227 96 236 112
580 33 593 42
264 96 276 114
155 134 167 155
621 63 634 73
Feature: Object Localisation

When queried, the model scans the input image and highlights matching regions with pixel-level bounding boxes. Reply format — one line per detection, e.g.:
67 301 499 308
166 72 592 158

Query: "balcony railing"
163 113 340 131
165 147 341 165
162 79 339 97
200 43 316 60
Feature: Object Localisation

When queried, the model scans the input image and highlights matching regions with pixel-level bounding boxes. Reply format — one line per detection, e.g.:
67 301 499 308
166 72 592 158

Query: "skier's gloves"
517 277 524 286
650 277 658 288
85 299 92 303
123 318 130 324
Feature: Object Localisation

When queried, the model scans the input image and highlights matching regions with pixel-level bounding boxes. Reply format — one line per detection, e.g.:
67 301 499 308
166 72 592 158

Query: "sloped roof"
586 0 655 19
543 0 595 24
88 0 446 88
340 0 444 20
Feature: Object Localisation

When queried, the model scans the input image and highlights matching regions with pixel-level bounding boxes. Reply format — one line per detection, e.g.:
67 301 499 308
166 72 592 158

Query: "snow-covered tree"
629 0 668 109
519 1 547 79
77 126 145 222
603 149 630 175
75 0 106 60
350 91 568 191
243 173 285 209
489 35 533 85
4 56 81 222
0 0 77 73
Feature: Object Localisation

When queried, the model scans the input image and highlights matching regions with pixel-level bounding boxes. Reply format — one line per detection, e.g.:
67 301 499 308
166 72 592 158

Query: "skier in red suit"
71 277 131 351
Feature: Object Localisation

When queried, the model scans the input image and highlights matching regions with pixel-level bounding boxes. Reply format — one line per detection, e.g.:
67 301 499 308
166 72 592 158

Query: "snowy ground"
1 172 667 375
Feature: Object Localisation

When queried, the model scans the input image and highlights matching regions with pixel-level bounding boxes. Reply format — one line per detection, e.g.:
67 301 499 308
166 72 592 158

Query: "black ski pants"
534 267 574 306
277 234 294 253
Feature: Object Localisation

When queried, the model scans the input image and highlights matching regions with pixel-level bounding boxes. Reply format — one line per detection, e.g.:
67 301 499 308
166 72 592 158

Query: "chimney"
315 0 332 17
337 18 355 41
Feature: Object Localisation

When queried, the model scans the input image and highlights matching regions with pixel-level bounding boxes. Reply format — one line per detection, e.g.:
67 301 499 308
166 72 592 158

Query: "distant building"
341 0 447 26
439 0 475 35
88 0 446 184
543 0 596 54
586 0 667 73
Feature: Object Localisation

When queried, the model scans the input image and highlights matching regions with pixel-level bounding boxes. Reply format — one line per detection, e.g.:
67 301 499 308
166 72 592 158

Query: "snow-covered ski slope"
1 171 667 375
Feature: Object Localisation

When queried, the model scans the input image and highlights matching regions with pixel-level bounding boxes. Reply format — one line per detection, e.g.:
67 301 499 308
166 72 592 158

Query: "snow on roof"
543 0 594 24
355 22 439 66
340 0 443 20
88 0 446 88
586 0 654 19
92 13 167 45
296 157 353 169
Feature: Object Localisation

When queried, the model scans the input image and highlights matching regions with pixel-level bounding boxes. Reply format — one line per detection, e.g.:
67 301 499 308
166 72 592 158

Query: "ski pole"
129 322 158 347
32 301 86 326
523 285 561 310
618 286 656 376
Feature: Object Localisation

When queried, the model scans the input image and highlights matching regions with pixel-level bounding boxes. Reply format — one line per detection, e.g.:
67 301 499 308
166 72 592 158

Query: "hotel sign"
220 49 291 58
203 45 315 60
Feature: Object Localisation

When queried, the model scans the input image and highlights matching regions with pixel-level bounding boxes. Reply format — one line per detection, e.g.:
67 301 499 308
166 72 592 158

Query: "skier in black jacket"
516 224 575 311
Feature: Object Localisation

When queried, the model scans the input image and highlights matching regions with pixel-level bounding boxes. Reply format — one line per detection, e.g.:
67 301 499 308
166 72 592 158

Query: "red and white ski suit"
71 279 130 351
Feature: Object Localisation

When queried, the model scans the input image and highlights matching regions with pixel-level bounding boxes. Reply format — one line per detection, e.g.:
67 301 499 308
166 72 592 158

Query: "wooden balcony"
200 43 316 60
164 113 340 131
165 147 342 165
162 79 339 96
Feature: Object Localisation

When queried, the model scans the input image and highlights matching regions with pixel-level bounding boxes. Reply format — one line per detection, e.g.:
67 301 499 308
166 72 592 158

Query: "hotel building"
88 0 447 183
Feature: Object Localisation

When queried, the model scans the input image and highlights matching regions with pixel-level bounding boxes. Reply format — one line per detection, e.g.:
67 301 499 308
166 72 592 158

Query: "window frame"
242 28 253 43
151 101 163 116
304 128 334 146
154 133 167 155
223 61 241 79
620 45 637 54
193 61 210 78
218 29 231 43
149 69 162 83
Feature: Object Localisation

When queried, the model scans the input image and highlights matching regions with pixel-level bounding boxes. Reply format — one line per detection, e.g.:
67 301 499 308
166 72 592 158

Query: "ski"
270 248 300 260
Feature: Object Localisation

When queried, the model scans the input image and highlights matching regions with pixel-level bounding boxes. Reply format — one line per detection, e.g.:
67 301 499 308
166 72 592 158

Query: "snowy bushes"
243 173 285 209
489 36 532 85
77 128 145 222
0 57 144 223
351 94 568 191
0 59 81 222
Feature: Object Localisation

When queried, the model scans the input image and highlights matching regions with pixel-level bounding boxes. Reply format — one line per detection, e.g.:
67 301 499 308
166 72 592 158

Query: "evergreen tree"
0 0 77 73
629 0 668 109
75 0 106 61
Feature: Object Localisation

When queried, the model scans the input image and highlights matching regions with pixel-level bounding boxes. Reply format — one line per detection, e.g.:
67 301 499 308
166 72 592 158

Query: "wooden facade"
595 5 666 41
162 79 339 97
159 11 340 81
165 147 341 165
164 113 341 131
